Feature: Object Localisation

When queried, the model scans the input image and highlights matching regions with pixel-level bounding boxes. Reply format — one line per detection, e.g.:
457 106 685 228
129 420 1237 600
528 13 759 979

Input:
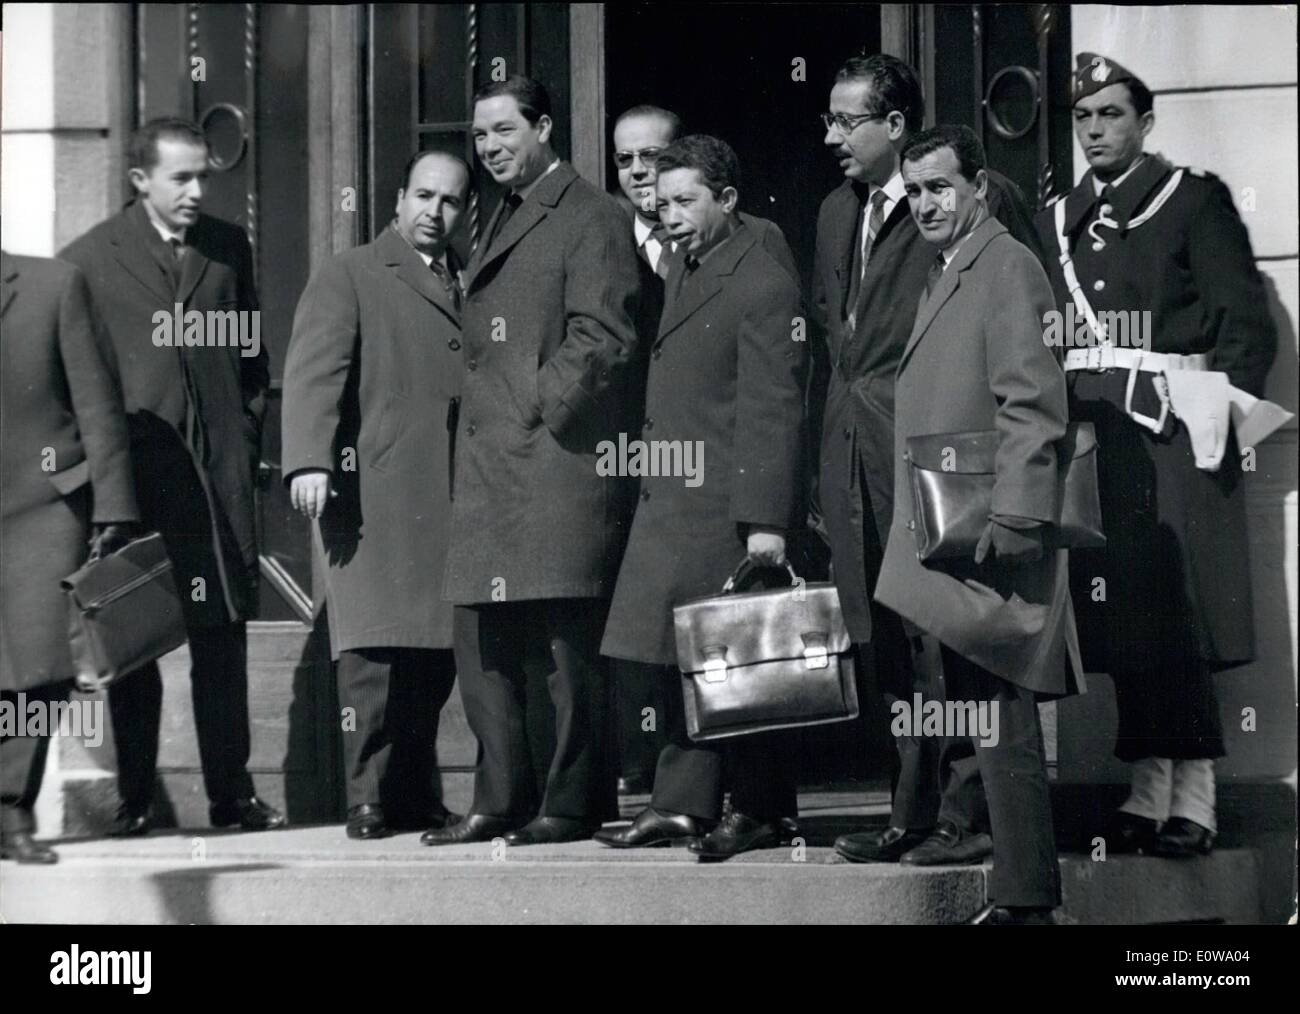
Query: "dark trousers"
1 681 73 833
1112 657 1225 762
860 608 943 830
936 646 1060 909
612 657 669 783
637 661 798 823
108 621 254 814
453 599 615 821
336 646 457 819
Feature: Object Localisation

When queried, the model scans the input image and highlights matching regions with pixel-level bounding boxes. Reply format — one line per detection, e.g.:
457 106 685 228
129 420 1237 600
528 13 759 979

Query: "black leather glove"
90 522 139 559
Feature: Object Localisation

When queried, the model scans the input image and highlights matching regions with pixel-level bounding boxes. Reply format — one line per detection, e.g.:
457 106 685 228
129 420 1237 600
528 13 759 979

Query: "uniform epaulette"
1182 165 1216 180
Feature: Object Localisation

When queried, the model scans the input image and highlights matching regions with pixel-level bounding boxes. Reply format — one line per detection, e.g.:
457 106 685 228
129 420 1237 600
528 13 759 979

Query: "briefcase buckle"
702 647 729 683
804 646 829 670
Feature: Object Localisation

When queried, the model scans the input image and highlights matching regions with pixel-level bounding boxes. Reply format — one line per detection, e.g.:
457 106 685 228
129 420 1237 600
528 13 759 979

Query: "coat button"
1092 241 1104 252
448 339 461 351
466 424 476 436
467 359 477 371
1093 279 1105 291
640 489 650 501
1100 203 1113 215
906 520 915 531
843 428 851 439
652 349 662 360
644 417 654 431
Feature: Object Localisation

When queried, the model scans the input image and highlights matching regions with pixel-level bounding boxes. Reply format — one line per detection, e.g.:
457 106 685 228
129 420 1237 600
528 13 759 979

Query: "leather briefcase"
62 531 187 688
904 421 1105 563
673 559 858 742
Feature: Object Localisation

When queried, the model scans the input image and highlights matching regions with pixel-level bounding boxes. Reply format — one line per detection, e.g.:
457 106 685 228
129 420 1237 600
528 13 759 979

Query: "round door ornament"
983 66 1040 141
199 102 249 171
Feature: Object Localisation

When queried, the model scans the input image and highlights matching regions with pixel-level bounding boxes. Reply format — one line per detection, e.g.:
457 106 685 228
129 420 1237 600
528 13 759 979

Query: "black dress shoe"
594 806 703 848
1100 810 1160 855
1151 816 1216 858
972 904 1057 925
420 813 520 846
504 816 599 846
107 808 152 838
346 803 390 840
835 825 932 863
688 810 783 861
899 821 993 866
210 796 287 831
0 831 58 864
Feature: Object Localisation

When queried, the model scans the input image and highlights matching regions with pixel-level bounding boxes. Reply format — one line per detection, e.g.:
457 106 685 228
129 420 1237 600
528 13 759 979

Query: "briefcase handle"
720 557 800 595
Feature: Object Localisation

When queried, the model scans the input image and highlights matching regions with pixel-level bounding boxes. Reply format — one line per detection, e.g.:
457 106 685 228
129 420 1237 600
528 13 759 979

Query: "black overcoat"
281 226 463 657
602 225 806 664
1 253 138 690
60 201 269 628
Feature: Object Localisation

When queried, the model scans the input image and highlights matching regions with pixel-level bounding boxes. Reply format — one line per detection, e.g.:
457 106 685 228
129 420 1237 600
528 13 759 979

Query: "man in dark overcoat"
597 135 807 859
1034 54 1280 858
1 251 138 862
607 103 800 796
282 151 470 839
875 125 1082 924
427 77 643 847
60 118 283 834
811 55 1044 865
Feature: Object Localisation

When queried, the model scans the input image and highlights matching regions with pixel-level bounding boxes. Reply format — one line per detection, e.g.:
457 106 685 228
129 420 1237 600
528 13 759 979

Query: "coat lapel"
0 252 17 319
465 162 577 293
900 217 1006 371
655 226 757 346
379 225 461 327
846 197 910 326
113 202 178 305
175 227 212 307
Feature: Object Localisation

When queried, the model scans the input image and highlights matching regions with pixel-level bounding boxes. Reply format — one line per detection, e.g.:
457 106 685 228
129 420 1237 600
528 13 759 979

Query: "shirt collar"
633 213 655 247
513 158 562 204
1092 154 1147 196
141 201 187 246
391 220 448 271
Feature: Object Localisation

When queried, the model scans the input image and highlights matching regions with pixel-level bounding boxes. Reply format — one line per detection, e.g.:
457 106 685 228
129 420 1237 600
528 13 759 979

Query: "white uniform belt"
1063 347 1210 373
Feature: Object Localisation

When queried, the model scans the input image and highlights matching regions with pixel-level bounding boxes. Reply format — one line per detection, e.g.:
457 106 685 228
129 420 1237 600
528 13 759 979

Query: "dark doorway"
605 3 881 301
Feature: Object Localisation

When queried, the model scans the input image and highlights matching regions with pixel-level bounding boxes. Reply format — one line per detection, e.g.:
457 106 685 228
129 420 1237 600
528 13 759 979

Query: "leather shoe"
688 810 783 861
899 821 993 866
210 796 287 831
421 813 519 846
835 825 932 863
0 831 58 864
107 807 152 838
594 806 704 848
1100 810 1159 855
1151 816 1216 858
504 815 599 846
346 803 390 840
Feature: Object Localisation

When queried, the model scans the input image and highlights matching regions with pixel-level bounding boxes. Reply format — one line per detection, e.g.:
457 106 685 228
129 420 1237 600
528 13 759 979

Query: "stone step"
0 824 1263 925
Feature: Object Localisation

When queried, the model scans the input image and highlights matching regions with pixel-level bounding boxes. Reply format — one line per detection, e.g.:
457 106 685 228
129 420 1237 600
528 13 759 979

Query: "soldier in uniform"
1035 54 1280 857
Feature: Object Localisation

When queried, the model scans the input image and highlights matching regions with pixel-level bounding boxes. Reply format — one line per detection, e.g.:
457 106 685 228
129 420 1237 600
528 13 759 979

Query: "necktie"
845 189 888 326
648 222 671 279
430 258 461 313
486 192 522 252
169 238 186 262
924 252 946 301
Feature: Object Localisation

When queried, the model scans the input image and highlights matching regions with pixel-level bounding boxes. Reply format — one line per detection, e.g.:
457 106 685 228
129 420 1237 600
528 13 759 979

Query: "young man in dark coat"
282 151 470 840
426 77 643 847
607 103 801 797
596 135 807 860
1 251 139 862
1034 54 1281 858
60 118 283 835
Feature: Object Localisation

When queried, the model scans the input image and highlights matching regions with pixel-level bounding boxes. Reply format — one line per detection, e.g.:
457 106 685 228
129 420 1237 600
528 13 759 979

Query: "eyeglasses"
821 111 888 134
613 147 664 169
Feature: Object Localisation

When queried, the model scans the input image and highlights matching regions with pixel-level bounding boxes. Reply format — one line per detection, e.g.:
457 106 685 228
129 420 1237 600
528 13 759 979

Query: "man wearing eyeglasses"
810 55 1043 869
606 104 799 799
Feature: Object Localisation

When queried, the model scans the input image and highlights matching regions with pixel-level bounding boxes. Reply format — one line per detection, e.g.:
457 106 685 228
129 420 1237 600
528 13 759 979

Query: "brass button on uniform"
1093 279 1106 292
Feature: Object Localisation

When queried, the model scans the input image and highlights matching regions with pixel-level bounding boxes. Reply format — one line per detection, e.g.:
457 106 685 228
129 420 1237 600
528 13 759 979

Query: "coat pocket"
369 391 408 472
